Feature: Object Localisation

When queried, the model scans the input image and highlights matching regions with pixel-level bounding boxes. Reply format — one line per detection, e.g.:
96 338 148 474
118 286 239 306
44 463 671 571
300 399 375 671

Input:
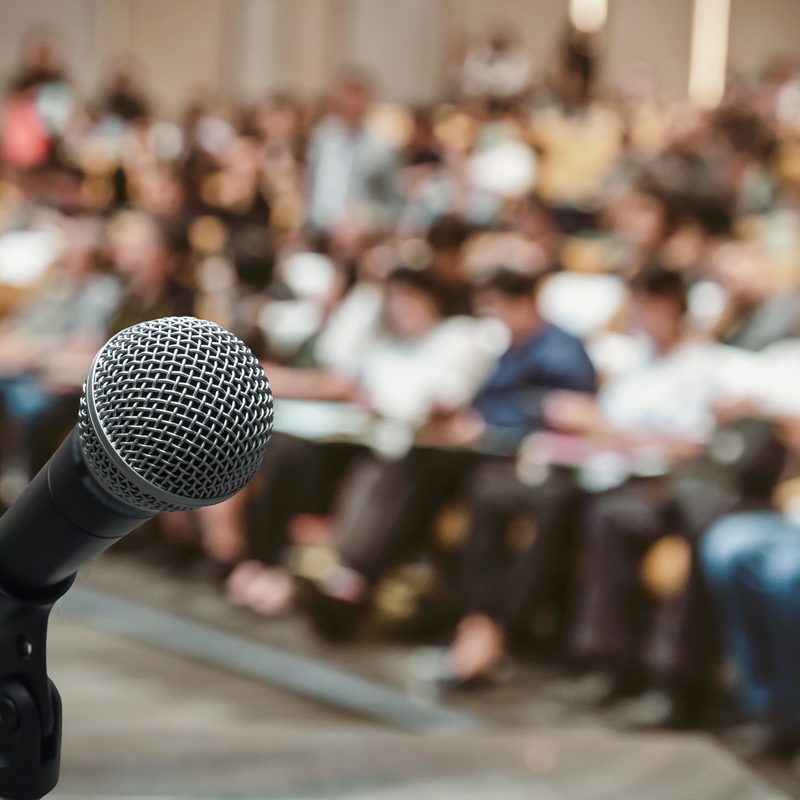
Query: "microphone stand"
0 576 73 799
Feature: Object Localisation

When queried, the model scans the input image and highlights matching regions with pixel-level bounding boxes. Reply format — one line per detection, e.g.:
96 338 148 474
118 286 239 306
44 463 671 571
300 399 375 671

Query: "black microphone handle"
0 428 153 599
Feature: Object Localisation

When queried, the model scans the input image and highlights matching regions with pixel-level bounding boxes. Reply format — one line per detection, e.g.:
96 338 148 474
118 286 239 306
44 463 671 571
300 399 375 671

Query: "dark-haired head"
473 266 544 342
383 266 445 340
628 263 688 313
426 214 471 252
628 263 689 350
386 265 442 296
475 265 543 298
154 217 191 259
331 65 375 128
110 212 191 292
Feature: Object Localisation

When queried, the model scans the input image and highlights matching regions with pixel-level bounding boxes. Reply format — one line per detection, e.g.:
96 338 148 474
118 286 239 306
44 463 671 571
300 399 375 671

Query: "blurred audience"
1 18 800 746
296 266 596 639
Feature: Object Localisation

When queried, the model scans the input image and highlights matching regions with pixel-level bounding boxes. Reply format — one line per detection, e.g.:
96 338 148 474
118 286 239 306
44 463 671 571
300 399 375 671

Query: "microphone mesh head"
78 317 273 513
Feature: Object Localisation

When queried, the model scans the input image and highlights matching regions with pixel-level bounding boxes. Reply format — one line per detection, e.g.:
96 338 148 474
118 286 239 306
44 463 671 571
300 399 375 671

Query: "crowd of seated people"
2 22 800 757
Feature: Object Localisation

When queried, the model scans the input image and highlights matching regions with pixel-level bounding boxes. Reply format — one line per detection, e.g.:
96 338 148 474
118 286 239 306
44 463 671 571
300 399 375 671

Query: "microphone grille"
78 317 273 513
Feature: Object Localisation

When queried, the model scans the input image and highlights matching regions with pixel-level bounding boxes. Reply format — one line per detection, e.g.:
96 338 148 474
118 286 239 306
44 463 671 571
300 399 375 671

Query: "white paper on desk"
710 340 800 417
272 399 373 441
712 345 767 399
0 230 59 287
750 339 800 417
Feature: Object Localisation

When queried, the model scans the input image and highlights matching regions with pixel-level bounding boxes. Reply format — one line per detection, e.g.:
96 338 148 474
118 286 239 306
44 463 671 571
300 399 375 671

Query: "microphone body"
0 429 150 598
0 316 273 800
0 316 273 598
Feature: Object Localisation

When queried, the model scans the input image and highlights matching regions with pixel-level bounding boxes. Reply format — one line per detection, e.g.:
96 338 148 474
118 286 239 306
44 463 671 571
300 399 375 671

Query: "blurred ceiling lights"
569 0 608 32
689 0 731 107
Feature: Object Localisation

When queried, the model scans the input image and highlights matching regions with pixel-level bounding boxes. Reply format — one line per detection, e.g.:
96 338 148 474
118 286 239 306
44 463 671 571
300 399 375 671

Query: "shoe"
605 687 703 730
548 670 645 708
295 576 367 642
404 646 513 702
724 723 800 762
720 720 776 757
763 730 800 762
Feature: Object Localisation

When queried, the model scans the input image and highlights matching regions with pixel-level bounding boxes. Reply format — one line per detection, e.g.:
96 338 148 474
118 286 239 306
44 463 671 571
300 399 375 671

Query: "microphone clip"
0 576 74 800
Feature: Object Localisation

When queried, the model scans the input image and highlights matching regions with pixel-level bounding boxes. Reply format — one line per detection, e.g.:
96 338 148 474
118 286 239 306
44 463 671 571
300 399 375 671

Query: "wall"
0 0 795 110
0 0 101 97
441 0 570 80
107 0 233 108
728 0 800 75
602 0 695 102
343 0 444 103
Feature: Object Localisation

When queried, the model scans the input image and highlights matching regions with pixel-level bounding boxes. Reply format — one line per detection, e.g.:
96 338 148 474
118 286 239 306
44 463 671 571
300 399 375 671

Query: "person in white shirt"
545 265 720 454
306 69 401 237
441 265 715 687
226 267 497 616
549 265 785 728
459 26 532 101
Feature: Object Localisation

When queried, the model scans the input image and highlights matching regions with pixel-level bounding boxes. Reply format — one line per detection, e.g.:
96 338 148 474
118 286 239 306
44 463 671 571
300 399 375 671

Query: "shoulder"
309 117 338 144
539 323 590 353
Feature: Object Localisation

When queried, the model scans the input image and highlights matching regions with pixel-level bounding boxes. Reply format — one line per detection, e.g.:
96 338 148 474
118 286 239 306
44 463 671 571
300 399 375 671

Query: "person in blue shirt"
701 509 800 759
700 419 800 759
471 267 597 445
301 266 597 640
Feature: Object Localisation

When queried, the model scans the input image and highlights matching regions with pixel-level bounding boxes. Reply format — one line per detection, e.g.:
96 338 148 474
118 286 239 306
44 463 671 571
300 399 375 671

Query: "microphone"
0 317 273 800
0 316 274 597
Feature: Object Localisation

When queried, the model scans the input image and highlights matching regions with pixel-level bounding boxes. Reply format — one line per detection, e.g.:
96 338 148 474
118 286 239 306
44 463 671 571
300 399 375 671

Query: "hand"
0 334 38 373
416 410 486 448
39 343 98 390
713 396 759 424
543 391 602 434
445 411 487 446
779 417 800 457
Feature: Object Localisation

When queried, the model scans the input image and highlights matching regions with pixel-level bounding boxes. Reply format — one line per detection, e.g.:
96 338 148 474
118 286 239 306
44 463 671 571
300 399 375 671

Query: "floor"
38 552 795 799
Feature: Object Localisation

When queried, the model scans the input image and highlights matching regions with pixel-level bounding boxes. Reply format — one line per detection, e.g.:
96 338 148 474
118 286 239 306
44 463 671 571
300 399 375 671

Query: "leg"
449 461 524 680
245 434 321 565
196 493 248 565
572 482 665 673
451 463 578 680
460 463 578 628
502 467 580 634
231 435 330 616
301 448 478 640
700 512 789 718
335 448 478 584
459 461 524 622
739 529 800 732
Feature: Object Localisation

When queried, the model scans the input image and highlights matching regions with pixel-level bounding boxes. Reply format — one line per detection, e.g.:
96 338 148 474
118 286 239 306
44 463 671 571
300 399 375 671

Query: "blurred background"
2 0 800 798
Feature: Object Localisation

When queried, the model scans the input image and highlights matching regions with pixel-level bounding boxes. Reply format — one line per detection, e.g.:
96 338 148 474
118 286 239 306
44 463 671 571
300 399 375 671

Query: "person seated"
221 246 382 610
709 239 800 352
105 212 203 555
548 266 787 727
0 213 121 495
439 264 716 686
228 266 499 615
306 68 401 238
299 266 596 639
458 25 532 102
700 416 800 761
106 211 195 332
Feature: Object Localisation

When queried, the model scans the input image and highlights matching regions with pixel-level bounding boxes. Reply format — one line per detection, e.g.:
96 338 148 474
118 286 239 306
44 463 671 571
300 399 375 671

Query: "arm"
471 336 598 442
502 338 598 433
263 362 358 403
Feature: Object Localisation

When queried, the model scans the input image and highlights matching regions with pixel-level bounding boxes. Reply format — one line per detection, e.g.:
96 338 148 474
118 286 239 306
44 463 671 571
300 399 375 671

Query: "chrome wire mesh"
78 317 273 513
